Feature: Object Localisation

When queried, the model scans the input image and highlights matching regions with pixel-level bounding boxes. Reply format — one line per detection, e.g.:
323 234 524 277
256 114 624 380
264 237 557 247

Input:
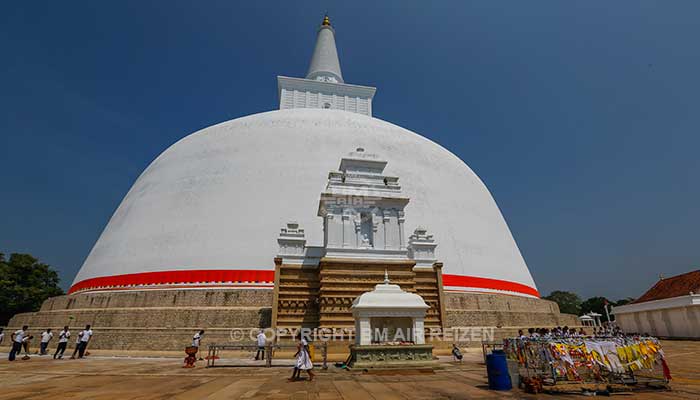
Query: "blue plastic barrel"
486 350 512 390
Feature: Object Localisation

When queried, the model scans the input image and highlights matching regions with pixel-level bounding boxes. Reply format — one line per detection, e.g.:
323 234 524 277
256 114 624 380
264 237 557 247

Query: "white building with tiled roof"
613 270 700 338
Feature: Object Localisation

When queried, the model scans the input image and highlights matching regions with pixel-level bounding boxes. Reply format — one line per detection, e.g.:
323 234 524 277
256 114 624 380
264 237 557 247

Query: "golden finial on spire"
322 14 331 26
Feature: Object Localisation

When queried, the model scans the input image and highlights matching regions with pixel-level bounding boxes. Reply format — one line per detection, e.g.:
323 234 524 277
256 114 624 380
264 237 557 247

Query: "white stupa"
70 16 539 298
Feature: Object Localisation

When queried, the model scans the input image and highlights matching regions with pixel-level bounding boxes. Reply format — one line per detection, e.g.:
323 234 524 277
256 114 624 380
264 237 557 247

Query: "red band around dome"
69 269 539 297
442 274 540 297
68 269 275 294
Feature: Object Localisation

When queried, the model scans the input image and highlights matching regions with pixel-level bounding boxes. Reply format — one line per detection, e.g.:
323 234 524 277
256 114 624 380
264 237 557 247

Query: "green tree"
580 296 611 320
0 252 64 325
614 297 635 306
543 290 582 315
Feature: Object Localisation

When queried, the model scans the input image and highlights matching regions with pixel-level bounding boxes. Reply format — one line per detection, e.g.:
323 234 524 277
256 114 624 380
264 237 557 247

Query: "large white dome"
71 109 538 297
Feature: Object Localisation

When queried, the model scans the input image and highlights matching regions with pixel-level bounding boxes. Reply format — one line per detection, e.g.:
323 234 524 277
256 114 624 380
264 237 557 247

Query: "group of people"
519 326 586 340
4 325 93 361
186 328 313 381
518 325 625 340
592 325 625 337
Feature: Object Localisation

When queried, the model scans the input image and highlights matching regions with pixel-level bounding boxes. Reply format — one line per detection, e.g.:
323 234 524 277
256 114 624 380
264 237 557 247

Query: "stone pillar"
434 262 447 330
271 258 283 331
372 213 380 248
384 211 397 250
354 216 362 248
358 317 372 345
398 211 406 250
342 213 353 248
380 210 390 249
413 317 425 345
326 214 342 248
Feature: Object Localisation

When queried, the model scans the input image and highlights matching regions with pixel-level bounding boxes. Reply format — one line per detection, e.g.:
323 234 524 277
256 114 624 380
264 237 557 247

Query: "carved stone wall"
7 288 272 350
272 258 445 334
349 344 435 369
5 281 580 351
272 260 320 332
444 291 579 328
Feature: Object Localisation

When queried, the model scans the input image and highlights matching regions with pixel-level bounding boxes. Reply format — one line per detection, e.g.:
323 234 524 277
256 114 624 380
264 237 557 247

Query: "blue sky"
1 1 698 299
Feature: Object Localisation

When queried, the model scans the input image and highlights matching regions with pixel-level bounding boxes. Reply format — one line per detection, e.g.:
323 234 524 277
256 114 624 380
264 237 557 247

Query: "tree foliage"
544 289 636 319
613 297 635 306
580 296 610 317
0 253 64 325
543 290 582 315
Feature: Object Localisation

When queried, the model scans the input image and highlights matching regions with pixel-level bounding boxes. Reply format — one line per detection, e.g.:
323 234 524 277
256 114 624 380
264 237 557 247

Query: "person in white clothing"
21 334 33 357
289 334 314 382
8 325 28 361
254 330 267 361
0 328 4 345
192 330 205 360
77 324 93 358
40 328 53 355
54 326 70 359
70 330 83 359
192 330 204 347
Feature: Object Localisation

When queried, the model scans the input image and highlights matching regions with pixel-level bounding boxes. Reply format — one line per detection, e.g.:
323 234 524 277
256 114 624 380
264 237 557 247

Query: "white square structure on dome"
277 76 376 116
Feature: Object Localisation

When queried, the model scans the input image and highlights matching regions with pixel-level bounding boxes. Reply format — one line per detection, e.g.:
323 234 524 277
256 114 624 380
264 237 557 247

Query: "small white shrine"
352 270 429 345
348 271 436 369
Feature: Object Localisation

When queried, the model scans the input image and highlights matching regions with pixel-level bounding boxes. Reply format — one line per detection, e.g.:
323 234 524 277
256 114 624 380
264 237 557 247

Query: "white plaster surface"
306 25 343 83
613 295 700 338
74 109 538 294
352 282 429 310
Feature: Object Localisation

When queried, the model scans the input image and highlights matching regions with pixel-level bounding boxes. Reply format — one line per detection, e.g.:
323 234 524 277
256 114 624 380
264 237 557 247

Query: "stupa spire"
306 14 344 83
277 15 376 115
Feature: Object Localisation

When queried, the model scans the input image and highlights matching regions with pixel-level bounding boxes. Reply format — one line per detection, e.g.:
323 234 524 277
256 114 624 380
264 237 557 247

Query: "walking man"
254 329 266 360
40 328 53 355
77 324 93 358
192 330 204 360
22 334 34 357
451 343 463 362
8 325 28 361
54 326 70 359
70 329 83 359
0 328 4 345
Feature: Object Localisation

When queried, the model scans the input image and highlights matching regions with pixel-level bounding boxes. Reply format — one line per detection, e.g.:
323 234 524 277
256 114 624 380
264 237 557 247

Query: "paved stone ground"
0 341 698 399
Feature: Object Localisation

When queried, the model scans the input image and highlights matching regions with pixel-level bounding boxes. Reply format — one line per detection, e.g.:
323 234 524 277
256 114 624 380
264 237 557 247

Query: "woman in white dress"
288 334 314 381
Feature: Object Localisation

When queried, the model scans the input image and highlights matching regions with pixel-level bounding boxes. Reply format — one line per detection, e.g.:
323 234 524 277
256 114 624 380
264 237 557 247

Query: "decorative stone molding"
277 77 375 116
319 149 410 260
349 344 436 369
408 227 438 268
277 222 306 264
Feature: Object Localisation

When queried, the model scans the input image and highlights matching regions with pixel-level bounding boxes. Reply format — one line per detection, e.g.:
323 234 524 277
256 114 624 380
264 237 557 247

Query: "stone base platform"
7 288 579 351
444 291 579 328
7 288 273 350
348 344 436 369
